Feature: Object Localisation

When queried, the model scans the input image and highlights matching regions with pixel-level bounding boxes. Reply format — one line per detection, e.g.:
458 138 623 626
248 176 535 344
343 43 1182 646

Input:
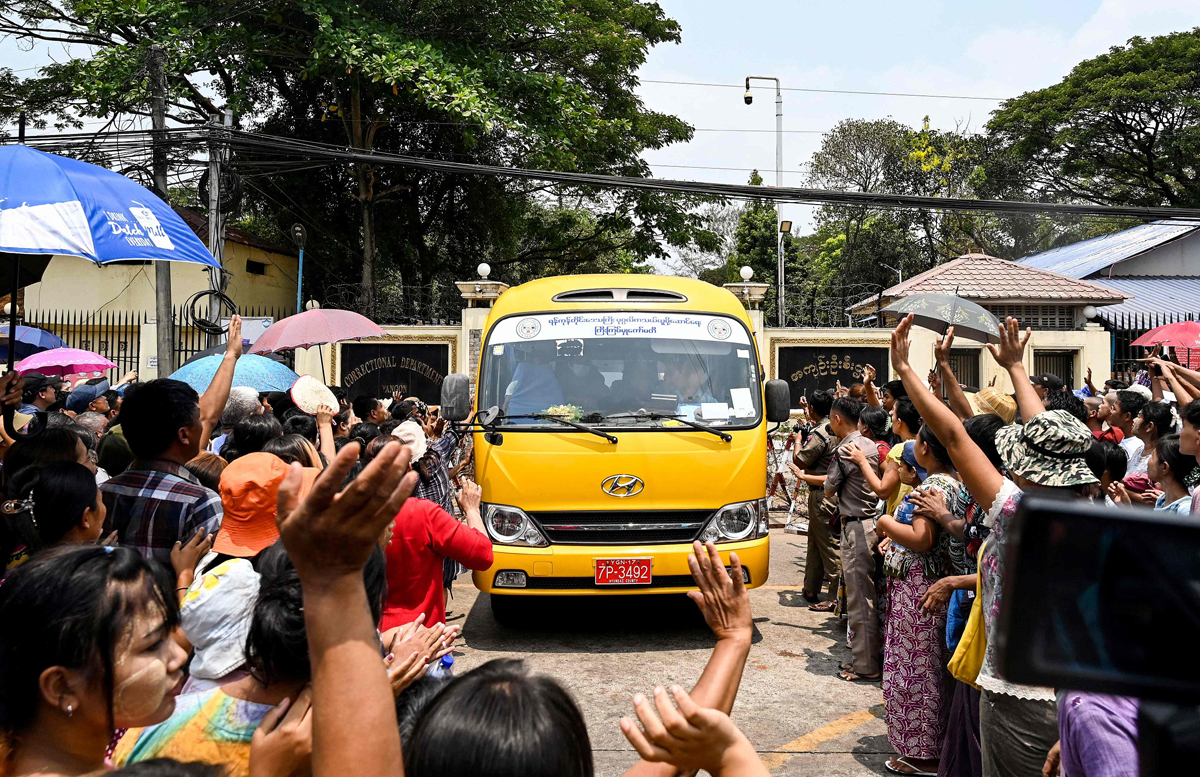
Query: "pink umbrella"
16 347 116 376
249 309 384 354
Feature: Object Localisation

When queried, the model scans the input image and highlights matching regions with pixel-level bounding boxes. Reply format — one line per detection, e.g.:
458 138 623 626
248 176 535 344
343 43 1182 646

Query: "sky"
635 0 1200 266
4 1 1200 272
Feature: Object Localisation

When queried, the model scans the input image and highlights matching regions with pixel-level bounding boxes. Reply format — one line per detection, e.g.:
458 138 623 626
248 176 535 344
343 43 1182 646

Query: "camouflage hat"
994 410 1098 488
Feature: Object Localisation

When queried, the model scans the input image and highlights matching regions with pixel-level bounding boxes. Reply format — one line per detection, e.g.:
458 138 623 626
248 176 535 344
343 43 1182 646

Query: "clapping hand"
276 440 417 585
620 686 768 776
934 326 955 364
986 317 1031 371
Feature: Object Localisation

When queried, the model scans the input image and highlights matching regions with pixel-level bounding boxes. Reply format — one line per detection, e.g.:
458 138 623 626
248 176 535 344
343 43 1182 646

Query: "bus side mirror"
441 373 472 422
765 380 791 423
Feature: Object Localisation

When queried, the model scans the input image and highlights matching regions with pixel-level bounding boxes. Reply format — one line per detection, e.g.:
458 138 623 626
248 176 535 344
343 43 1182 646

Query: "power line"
640 78 1006 102
216 128 1200 222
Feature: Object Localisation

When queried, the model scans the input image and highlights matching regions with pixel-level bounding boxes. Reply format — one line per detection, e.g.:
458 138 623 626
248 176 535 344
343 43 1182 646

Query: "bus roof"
488 274 753 326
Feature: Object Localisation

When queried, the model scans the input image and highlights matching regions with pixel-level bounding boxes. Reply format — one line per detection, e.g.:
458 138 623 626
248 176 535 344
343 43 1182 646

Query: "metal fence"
23 304 293 381
1108 310 1200 381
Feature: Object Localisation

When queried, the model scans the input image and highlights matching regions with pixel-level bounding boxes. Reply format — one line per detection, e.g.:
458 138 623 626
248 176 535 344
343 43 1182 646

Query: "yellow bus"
440 274 791 621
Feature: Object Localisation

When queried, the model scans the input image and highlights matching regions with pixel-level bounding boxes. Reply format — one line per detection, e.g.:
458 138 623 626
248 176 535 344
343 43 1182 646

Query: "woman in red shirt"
381 479 493 629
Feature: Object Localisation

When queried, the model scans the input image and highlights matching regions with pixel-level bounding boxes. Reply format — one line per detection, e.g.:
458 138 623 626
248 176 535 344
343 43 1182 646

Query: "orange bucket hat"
213 452 319 557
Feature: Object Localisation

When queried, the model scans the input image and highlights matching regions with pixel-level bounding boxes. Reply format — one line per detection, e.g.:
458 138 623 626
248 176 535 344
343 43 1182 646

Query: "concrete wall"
24 242 299 314
1105 229 1200 277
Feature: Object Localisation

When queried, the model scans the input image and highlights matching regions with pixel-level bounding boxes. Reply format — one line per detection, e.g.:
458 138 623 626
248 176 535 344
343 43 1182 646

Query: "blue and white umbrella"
169 354 300 394
0 324 65 361
0 144 219 267
0 144 220 436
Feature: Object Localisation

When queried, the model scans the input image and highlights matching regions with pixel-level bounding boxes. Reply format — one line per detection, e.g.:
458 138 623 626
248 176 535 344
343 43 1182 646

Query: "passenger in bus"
504 341 564 417
604 360 662 413
555 340 606 411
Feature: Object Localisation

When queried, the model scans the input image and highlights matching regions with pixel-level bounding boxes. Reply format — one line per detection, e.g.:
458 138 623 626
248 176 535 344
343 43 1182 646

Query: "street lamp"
745 75 784 326
290 223 307 315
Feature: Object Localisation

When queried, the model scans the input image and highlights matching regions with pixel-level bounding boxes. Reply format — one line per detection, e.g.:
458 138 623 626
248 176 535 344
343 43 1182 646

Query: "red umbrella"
1131 321 1200 349
249 309 384 354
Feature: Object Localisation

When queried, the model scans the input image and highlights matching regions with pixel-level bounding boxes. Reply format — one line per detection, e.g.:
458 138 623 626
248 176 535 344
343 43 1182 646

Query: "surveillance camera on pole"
744 90 753 105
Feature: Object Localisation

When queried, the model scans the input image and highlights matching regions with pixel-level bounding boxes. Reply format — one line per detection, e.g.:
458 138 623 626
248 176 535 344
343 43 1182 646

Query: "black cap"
1031 373 1065 392
21 371 56 394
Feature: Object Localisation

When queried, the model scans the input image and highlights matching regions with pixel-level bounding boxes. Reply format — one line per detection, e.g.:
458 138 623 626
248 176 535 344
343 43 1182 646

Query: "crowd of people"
0 314 777 777
784 316 1189 777
0 306 1183 777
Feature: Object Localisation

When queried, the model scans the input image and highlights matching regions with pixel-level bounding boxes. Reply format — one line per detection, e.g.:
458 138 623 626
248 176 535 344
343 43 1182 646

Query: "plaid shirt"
414 424 463 513
101 459 223 563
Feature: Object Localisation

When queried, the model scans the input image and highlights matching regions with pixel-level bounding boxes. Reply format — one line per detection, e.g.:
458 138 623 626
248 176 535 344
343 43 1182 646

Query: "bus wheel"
489 593 523 626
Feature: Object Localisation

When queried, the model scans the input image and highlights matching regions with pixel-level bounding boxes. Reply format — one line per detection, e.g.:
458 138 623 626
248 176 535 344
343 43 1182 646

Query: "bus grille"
528 510 711 545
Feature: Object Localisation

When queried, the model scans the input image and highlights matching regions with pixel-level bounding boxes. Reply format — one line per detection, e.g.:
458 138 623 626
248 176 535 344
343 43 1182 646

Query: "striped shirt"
101 460 223 563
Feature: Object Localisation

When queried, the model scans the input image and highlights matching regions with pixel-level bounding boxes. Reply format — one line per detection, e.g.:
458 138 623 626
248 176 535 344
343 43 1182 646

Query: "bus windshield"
479 312 761 428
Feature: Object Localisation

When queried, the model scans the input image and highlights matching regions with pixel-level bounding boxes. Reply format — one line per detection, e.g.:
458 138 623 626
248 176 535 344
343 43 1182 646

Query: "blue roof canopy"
1016 221 1199 279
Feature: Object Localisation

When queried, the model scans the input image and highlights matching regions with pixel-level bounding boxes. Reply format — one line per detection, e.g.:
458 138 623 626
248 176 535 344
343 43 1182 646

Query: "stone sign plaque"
340 342 450 405
776 346 889 406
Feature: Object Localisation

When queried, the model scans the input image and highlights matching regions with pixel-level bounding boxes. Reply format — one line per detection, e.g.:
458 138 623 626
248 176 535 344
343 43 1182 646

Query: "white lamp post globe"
478 263 491 279
305 300 320 311
739 266 753 281
1082 305 1097 320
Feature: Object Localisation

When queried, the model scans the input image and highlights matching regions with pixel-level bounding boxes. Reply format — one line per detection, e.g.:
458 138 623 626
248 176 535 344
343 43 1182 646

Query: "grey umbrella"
882 294 1002 344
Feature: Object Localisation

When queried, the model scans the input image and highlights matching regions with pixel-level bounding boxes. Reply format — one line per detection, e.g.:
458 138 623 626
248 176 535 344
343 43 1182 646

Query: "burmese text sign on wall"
777 346 889 406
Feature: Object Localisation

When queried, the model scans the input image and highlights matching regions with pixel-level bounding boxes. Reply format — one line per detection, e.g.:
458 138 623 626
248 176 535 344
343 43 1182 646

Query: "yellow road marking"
777 709 877 752
758 708 879 771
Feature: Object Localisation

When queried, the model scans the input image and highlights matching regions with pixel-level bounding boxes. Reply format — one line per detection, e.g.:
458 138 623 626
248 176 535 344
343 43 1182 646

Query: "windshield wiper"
500 413 618 444
602 411 732 443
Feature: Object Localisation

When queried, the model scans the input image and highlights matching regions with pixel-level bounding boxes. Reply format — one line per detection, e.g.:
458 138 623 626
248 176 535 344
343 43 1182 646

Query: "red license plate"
595 557 652 585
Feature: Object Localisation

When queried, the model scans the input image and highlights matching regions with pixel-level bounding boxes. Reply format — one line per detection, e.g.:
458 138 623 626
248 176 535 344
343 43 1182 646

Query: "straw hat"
969 388 1017 424
214 452 318 557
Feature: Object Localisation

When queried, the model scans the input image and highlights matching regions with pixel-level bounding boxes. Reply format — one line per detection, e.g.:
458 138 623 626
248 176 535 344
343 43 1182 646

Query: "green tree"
726 171 799 325
3 0 717 314
987 28 1200 208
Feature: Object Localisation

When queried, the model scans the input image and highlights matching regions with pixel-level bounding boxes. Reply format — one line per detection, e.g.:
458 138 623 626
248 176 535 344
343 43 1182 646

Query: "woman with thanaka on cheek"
0 545 186 777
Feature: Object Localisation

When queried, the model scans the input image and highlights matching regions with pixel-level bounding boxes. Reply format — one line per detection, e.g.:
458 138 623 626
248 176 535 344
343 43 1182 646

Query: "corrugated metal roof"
1091 276 1200 320
1016 221 1198 279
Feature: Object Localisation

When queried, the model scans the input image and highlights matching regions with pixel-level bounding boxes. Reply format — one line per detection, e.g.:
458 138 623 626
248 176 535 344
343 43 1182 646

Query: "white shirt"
1120 436 1145 474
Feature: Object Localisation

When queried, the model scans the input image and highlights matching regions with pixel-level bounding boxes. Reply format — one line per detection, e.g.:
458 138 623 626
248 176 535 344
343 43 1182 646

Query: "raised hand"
455 478 482 514
171 526 214 586
934 326 955 363
687 541 752 644
927 369 942 394
316 404 335 427
276 440 417 585
620 685 768 776
986 317 1031 371
250 687 313 777
862 364 877 385
890 313 914 373
225 315 244 359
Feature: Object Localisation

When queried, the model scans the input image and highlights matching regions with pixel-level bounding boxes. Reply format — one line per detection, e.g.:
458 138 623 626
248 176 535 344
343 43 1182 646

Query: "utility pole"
149 45 174 376
744 75 785 327
205 111 231 346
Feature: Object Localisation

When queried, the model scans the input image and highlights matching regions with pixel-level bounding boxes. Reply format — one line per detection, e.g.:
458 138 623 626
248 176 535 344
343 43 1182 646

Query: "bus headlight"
482 503 549 547
699 498 769 543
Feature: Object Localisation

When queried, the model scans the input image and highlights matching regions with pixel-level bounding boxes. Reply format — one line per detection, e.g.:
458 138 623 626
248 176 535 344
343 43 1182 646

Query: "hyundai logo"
601 474 644 497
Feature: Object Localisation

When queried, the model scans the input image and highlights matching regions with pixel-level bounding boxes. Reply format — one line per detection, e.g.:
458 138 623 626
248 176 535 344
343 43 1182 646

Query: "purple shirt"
1058 691 1138 777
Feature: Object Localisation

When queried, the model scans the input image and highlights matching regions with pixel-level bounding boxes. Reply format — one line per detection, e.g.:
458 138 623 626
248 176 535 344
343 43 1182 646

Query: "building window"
1034 350 1077 388
246 260 267 276
947 349 981 390
982 305 1076 331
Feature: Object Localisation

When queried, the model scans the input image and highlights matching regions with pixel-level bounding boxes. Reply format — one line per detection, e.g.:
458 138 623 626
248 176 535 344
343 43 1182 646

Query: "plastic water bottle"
427 653 454 678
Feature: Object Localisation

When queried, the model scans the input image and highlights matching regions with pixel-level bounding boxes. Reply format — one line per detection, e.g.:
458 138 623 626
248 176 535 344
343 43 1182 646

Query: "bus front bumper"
472 535 770 596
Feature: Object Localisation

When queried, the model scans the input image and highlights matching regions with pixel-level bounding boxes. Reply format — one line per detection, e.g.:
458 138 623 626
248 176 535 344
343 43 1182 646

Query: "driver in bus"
555 339 606 410
504 340 565 417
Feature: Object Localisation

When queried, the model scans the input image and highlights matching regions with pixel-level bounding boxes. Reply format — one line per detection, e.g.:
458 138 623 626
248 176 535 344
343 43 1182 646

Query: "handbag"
947 541 989 689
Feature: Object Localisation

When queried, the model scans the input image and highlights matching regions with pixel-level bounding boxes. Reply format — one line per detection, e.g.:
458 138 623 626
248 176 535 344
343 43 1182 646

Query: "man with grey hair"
209 386 263 454
74 410 109 437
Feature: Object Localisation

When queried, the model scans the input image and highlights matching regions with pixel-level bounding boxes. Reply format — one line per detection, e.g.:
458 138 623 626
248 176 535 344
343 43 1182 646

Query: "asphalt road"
445 528 891 776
